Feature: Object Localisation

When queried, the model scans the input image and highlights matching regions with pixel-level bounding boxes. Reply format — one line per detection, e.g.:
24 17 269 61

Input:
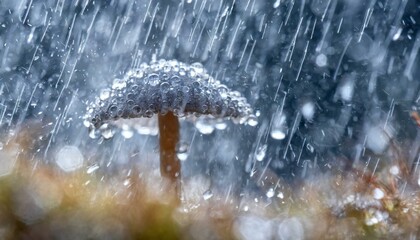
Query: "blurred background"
0 0 419 239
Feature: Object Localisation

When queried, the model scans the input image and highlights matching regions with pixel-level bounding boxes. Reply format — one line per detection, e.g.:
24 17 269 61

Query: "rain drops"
55 146 84 172
301 102 315 121
271 112 287 140
176 142 189 161
315 53 327 67
256 144 267 161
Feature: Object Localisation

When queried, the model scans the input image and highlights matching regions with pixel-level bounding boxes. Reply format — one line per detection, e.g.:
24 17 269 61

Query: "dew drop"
160 81 170 93
99 88 111 100
191 62 204 73
144 110 154 118
148 73 160 86
218 85 229 98
112 78 126 90
170 75 181 85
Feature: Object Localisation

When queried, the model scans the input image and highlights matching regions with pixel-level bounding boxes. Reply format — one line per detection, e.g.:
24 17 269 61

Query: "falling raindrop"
266 188 275 198
176 142 189 161
202 189 213 200
373 188 385 200
247 115 258 126
301 102 315 121
215 120 228 130
389 166 399 176
0 146 18 177
315 54 327 67
121 129 134 139
121 124 134 139
256 144 267 161
366 126 390 154
87 164 100 174
271 112 287 140
55 146 84 172
337 79 355 102
306 143 314 153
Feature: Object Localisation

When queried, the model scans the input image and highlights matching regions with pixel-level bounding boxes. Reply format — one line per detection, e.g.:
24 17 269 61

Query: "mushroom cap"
85 59 255 130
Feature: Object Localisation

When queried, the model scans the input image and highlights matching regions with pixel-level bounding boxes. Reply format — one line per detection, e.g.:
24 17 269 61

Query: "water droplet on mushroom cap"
85 59 256 131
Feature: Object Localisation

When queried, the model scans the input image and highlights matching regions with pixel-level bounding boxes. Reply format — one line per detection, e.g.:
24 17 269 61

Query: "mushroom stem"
158 112 181 194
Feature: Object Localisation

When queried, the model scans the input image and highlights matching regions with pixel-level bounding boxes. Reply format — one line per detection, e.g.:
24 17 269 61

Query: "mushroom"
85 59 256 198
